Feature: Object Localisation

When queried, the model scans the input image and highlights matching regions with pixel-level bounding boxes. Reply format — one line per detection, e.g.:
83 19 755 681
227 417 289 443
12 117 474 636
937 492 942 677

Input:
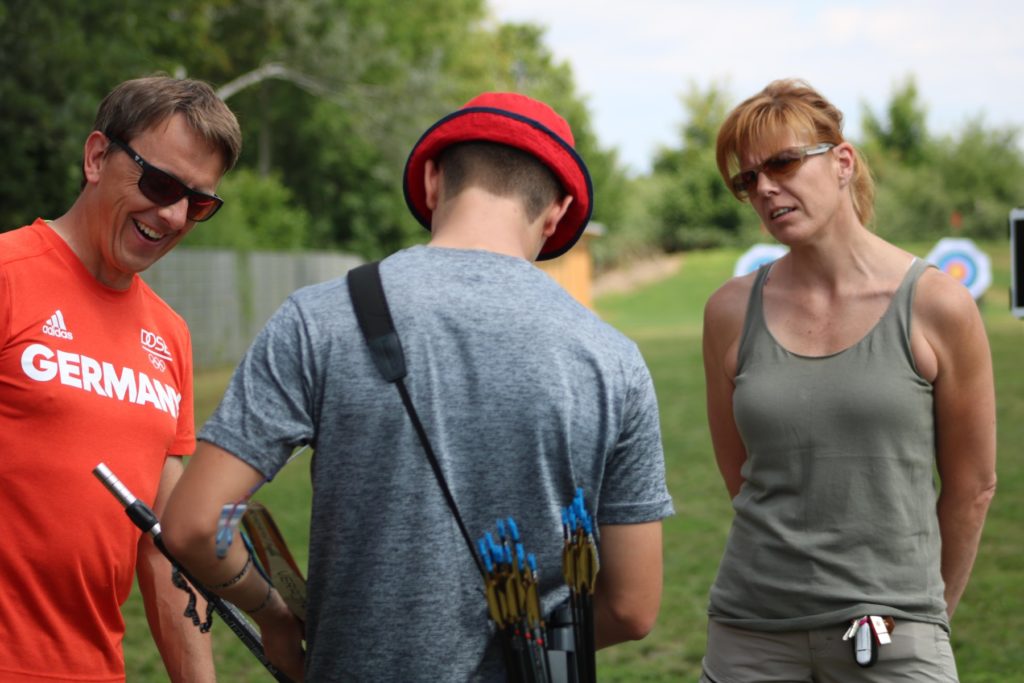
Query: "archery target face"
734 244 789 277
925 238 991 300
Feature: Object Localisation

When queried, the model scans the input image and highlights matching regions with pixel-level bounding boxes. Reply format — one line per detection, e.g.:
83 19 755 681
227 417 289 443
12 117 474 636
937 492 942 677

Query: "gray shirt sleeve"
598 351 674 525
199 296 316 479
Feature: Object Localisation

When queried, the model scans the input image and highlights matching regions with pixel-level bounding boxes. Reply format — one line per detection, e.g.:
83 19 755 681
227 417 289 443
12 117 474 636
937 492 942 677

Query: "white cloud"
489 0 1024 173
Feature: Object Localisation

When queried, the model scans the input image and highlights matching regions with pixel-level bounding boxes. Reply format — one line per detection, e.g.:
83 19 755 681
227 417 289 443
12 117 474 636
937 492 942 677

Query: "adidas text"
42 324 74 340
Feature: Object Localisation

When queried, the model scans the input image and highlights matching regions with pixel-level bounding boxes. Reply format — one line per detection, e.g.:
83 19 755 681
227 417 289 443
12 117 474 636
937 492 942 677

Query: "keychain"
842 615 895 667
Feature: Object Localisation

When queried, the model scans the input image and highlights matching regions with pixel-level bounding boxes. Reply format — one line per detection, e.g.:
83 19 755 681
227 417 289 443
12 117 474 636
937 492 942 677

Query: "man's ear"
424 159 441 211
541 194 574 239
82 131 111 185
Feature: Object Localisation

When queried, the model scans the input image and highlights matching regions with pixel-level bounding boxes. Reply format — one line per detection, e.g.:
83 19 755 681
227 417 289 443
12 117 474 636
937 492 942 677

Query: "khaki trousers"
700 618 958 682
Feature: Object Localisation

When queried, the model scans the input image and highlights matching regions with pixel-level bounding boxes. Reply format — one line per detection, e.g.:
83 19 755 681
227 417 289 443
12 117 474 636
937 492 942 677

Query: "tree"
0 0 222 230
182 168 312 250
861 76 931 166
864 81 1024 242
934 119 1024 239
1 0 629 260
647 81 759 251
197 0 496 257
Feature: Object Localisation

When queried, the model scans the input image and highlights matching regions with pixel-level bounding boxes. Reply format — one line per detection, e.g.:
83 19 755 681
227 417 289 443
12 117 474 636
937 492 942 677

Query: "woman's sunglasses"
730 143 835 199
108 137 224 221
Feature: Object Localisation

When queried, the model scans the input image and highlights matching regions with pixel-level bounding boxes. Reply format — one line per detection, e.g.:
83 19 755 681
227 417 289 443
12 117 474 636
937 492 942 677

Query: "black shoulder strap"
347 262 485 578
347 261 407 382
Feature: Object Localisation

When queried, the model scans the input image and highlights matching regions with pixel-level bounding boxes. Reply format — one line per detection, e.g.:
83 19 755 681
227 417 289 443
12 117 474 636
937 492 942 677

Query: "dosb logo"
140 329 172 362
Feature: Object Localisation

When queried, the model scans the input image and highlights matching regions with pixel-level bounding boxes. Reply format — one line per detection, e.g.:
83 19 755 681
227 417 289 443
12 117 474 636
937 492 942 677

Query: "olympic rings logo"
140 329 173 361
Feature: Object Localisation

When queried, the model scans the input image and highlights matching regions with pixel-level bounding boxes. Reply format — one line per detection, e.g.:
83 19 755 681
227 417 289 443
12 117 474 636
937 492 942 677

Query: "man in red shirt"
0 75 241 682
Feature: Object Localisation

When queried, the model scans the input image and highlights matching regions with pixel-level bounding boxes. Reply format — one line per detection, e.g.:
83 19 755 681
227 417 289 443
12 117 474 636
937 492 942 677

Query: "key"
869 615 892 645
843 616 866 641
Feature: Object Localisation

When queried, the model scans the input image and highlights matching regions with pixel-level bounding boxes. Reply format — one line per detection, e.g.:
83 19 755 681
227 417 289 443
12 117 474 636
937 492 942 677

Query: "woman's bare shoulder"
704 271 757 338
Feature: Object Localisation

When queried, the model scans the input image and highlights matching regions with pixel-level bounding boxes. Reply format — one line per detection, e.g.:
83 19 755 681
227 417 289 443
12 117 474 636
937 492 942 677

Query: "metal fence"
142 248 362 369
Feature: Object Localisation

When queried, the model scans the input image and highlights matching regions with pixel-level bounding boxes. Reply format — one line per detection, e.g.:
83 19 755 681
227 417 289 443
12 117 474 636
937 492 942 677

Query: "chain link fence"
142 248 362 369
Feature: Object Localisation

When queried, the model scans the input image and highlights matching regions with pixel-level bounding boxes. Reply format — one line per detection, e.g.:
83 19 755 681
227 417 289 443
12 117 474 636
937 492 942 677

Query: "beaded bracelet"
210 554 252 590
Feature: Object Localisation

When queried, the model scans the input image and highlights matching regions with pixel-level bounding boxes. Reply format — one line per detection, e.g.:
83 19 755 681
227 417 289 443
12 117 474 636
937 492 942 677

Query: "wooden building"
536 222 604 309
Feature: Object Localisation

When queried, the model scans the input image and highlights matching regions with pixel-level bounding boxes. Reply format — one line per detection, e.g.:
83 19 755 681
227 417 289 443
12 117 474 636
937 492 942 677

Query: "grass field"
122 243 1024 681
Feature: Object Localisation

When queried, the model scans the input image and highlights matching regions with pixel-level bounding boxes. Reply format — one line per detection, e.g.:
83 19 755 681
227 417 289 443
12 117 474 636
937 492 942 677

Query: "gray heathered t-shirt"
200 245 674 681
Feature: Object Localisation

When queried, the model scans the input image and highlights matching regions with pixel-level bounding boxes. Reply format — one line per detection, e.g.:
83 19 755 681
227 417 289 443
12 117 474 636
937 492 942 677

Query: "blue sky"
489 0 1024 174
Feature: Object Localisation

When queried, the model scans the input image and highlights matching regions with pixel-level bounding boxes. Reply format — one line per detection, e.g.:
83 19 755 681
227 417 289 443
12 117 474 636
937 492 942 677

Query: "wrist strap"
348 261 485 579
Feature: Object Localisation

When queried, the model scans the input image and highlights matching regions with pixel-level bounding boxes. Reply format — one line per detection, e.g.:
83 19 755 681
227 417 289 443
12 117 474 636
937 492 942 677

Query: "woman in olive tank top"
698 79 996 682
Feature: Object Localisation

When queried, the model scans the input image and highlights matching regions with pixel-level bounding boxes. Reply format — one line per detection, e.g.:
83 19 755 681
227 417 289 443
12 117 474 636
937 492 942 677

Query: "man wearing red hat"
163 92 673 681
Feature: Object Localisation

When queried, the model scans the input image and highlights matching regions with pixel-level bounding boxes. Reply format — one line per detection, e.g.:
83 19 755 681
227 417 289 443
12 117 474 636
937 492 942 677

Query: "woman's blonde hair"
716 79 875 225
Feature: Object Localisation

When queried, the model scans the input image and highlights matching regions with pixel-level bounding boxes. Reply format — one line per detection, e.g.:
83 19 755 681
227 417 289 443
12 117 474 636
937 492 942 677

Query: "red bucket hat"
403 92 593 261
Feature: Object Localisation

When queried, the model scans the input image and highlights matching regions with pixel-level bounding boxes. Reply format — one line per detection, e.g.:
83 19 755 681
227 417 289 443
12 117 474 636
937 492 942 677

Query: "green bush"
183 168 312 251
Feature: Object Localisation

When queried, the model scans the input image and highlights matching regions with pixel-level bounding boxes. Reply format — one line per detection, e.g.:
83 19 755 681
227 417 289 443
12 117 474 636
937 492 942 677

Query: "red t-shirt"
0 219 195 681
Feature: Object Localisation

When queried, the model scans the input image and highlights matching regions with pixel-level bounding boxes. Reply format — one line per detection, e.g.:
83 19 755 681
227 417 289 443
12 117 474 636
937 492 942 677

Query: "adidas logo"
41 310 74 340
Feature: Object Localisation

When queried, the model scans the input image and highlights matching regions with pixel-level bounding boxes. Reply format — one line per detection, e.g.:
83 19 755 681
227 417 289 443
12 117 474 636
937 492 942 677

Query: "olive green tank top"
708 258 949 631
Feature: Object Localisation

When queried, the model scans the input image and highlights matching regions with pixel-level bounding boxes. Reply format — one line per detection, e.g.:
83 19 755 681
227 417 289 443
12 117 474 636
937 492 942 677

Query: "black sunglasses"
108 137 224 221
730 143 835 199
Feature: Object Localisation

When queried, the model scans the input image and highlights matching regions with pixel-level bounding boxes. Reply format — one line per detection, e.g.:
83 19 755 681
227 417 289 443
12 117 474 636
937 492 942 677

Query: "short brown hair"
438 141 562 222
93 75 242 173
716 79 875 225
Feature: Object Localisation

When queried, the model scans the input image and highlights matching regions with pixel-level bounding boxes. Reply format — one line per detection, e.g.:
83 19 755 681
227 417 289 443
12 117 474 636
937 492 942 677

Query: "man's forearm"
137 538 217 683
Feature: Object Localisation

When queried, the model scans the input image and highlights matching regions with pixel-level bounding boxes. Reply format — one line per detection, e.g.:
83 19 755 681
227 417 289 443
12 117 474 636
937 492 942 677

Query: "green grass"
122 243 1024 680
